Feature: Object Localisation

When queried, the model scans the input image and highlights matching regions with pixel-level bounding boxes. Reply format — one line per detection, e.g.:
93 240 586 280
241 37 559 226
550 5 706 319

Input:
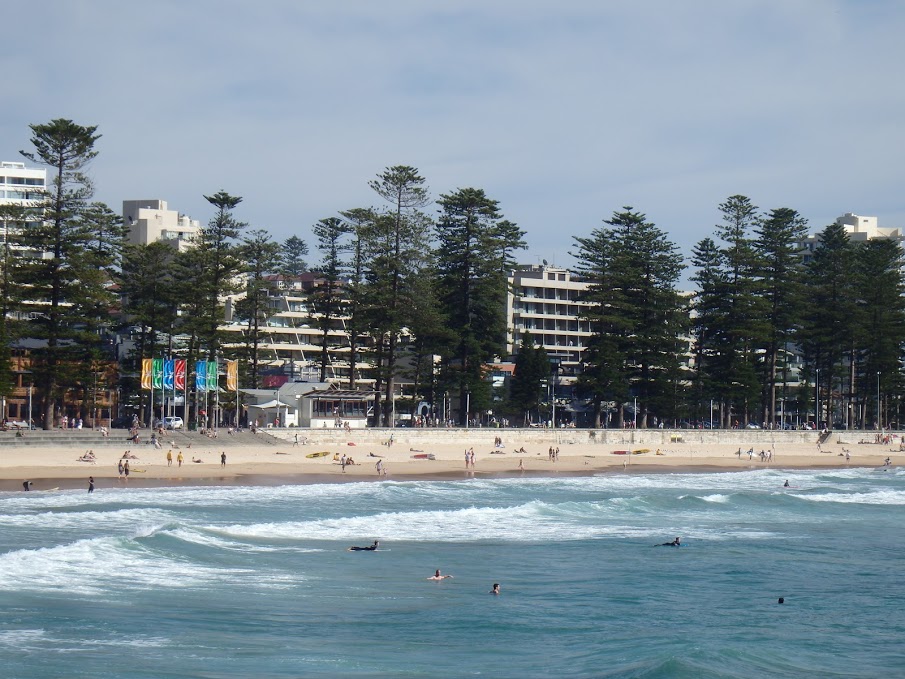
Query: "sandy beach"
1 428 900 492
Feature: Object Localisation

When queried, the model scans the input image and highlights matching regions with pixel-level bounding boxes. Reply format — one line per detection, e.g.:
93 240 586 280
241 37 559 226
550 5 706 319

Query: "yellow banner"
141 358 153 391
226 360 238 391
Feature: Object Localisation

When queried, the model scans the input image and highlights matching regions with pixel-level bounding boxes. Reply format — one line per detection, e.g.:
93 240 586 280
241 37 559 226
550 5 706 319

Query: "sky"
2 0 904 277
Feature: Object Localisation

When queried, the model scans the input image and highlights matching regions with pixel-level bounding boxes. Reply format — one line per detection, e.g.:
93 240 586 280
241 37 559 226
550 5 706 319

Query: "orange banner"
226 360 238 391
141 358 153 391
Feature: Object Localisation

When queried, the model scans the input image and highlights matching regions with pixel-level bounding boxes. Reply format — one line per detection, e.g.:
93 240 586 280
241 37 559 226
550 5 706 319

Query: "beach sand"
1 430 900 492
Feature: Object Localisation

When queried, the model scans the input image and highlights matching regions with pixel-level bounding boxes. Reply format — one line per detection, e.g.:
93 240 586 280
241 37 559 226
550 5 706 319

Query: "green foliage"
574 207 686 428
234 229 282 387
16 119 120 428
434 187 526 425
279 235 308 276
509 333 549 423
310 217 350 383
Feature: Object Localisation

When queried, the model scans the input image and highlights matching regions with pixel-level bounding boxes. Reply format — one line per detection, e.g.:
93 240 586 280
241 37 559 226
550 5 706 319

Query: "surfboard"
632 449 650 455
305 451 331 458
410 453 436 460
611 450 629 455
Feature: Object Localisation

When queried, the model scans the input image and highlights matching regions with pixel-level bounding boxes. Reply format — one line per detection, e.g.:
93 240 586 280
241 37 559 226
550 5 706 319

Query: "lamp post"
815 368 820 430
877 371 881 430
633 396 637 429
28 383 33 429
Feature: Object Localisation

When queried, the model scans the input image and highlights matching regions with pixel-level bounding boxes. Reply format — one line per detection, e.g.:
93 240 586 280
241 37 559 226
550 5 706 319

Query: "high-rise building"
0 161 46 240
122 199 201 251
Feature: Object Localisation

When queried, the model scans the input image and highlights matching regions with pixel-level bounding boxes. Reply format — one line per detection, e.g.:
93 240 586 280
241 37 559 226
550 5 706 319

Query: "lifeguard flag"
141 358 153 391
207 360 218 392
226 360 238 391
163 359 175 390
152 358 163 390
195 361 207 392
175 359 187 391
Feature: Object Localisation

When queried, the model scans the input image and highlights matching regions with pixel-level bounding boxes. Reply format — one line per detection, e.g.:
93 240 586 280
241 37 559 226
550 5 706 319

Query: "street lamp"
877 371 881 430
815 368 820 430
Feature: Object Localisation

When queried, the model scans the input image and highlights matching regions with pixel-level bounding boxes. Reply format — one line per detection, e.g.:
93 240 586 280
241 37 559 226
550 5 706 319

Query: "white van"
164 416 184 430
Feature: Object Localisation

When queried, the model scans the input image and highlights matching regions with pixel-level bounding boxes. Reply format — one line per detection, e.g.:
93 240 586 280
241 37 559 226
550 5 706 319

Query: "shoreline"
2 459 893 493
1 431 898 492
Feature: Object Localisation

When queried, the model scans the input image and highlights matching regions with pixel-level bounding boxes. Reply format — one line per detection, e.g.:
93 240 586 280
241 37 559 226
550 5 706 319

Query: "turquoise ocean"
1 468 903 678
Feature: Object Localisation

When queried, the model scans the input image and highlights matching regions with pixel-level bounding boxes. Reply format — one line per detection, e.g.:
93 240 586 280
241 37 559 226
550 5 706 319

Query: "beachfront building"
506 264 592 394
221 274 372 389
800 213 905 263
240 381 372 429
0 161 46 244
122 199 201 251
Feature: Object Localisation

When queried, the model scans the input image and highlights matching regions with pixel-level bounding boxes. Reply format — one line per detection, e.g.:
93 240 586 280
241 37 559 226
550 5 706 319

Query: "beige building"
122 199 201 250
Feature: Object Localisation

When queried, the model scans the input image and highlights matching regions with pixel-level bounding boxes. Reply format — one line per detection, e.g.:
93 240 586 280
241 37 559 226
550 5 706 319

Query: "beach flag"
207 359 218 392
141 358 152 390
152 358 163 390
174 359 187 392
226 360 238 391
195 361 207 392
163 359 175 391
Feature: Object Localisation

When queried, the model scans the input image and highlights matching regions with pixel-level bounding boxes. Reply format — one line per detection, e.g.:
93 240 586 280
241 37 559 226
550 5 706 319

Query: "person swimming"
658 537 681 547
490 583 500 595
428 569 453 581
349 540 379 552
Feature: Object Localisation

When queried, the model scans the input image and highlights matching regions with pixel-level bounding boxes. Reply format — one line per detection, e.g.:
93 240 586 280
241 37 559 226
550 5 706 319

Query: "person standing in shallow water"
88 476 95 493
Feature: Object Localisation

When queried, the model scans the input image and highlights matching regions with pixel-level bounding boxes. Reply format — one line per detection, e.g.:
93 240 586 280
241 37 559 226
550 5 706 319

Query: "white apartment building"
0 161 46 239
800 212 905 263
122 199 201 251
506 265 592 382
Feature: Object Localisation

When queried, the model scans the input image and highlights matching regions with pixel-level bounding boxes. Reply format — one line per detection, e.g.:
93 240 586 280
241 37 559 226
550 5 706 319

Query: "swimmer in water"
490 583 500 595
349 540 379 552
658 537 681 547
427 569 453 581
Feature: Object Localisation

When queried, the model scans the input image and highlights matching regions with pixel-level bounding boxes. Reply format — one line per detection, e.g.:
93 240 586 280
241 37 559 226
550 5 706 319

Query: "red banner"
174 359 187 391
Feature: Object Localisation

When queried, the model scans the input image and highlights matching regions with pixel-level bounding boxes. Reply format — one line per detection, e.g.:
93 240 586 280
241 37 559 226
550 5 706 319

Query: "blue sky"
2 1 904 274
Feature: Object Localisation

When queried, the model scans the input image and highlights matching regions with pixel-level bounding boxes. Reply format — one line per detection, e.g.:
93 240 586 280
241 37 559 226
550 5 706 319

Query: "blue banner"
163 359 174 390
195 361 207 392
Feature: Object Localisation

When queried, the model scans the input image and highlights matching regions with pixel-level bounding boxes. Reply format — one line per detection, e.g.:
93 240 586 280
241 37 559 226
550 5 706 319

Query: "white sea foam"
164 527 324 553
798 489 905 505
0 507 175 531
213 498 777 544
0 536 263 595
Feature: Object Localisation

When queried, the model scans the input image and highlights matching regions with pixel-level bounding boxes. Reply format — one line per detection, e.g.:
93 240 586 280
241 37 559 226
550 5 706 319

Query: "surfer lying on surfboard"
349 540 379 552
656 537 681 547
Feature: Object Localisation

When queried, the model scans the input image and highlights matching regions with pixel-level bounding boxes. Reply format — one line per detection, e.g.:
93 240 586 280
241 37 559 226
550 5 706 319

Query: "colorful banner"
141 358 152 391
195 361 207 392
152 358 163 390
207 360 218 392
163 359 174 391
226 360 238 391
174 359 187 392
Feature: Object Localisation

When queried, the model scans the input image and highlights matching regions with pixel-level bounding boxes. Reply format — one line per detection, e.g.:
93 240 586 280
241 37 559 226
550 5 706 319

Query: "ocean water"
0 468 903 678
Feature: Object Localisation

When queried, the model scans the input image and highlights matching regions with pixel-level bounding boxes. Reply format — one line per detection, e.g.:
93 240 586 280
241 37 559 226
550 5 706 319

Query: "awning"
250 399 296 409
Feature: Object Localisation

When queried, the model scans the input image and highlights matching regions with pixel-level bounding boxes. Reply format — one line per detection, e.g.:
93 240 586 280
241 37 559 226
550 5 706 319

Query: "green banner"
152 358 163 390
207 360 218 392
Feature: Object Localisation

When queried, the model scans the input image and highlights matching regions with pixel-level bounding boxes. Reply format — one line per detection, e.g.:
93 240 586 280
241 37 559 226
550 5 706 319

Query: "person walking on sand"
167 450 173 467
221 451 227 467
376 459 383 476
88 476 95 493
293 433 299 446
123 460 130 478
177 451 184 467
118 459 124 478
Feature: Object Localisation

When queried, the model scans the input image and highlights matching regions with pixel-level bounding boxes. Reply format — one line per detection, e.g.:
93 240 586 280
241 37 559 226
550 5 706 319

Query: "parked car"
164 416 184 430
745 422 761 429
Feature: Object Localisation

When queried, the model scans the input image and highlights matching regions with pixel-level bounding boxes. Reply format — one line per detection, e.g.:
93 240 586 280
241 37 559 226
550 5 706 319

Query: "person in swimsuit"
349 540 379 552
88 476 95 493
490 583 500 595
428 569 453 581
658 537 681 547
783 480 790 487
